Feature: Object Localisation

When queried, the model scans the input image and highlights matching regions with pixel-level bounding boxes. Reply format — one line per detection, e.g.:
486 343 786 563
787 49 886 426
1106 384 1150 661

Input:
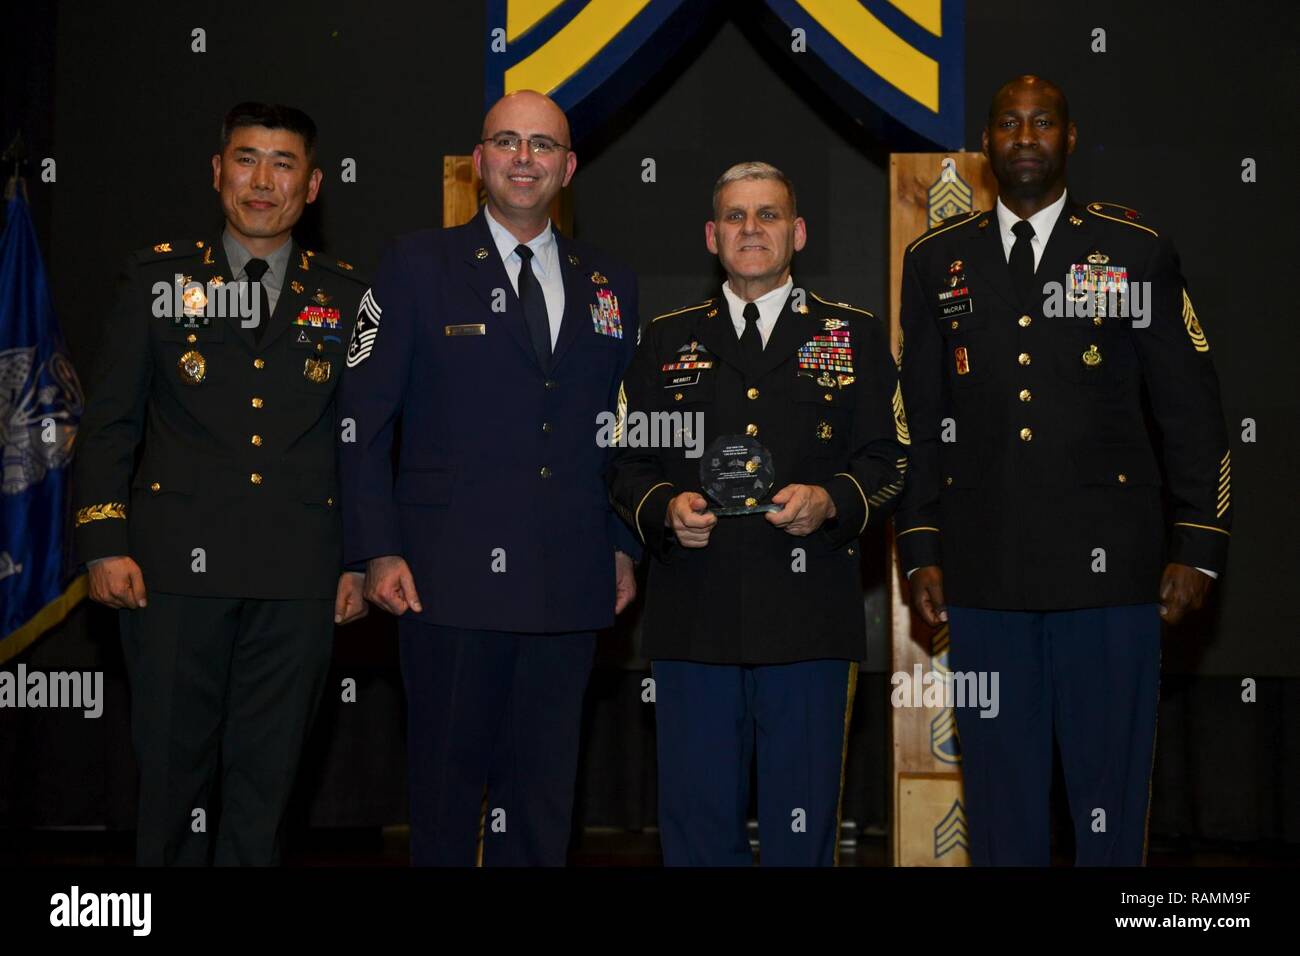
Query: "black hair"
220 102 318 160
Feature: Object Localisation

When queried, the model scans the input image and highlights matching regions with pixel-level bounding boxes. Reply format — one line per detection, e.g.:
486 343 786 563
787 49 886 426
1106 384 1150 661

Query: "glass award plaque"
700 435 778 515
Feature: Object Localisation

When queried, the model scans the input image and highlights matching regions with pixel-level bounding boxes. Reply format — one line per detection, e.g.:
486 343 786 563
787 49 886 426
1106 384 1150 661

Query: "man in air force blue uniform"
338 91 639 865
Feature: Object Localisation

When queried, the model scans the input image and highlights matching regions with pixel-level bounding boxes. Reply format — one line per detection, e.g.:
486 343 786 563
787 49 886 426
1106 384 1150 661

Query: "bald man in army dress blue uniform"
896 77 1231 865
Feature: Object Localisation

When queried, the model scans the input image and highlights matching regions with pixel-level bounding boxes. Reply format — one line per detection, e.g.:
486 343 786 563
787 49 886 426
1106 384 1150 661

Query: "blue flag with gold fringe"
0 189 86 663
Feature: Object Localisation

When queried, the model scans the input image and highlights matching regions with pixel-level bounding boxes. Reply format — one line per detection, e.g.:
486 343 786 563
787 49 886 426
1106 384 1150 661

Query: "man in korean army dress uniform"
72 103 369 865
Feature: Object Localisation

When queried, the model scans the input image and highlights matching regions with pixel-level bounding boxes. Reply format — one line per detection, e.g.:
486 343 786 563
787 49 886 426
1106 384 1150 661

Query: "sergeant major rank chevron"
347 289 382 367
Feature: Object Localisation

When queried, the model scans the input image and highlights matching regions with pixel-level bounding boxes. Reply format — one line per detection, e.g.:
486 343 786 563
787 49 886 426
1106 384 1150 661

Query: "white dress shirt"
994 188 1068 270
721 277 793 347
485 205 565 347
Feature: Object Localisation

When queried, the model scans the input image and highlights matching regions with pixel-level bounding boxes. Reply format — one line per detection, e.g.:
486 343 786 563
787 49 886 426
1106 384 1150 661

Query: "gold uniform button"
1117 473 1128 483
673 392 684 402
823 393 833 402
1018 315 1032 328
542 422 552 433
253 358 265 369
326 496 335 507
1018 352 1031 366
186 333 198 344
539 466 552 478
1093 316 1104 327
1019 427 1033 442
250 472 263 485
251 434 263 446
149 481 161 493
251 397 264 409
745 423 758 436
1019 389 1032 402
950 320 960 330
746 387 760 400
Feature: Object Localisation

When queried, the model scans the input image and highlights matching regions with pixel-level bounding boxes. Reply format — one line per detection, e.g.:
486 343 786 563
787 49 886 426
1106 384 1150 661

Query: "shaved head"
987 74 1070 127
480 89 571 146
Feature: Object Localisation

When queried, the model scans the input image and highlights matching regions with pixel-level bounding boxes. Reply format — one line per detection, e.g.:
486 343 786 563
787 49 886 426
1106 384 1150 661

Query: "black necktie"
1009 219 1037 309
244 257 271 344
740 301 763 365
515 245 552 368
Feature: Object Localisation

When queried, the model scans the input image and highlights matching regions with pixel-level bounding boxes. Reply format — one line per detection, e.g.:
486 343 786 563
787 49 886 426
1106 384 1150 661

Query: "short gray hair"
711 161 797 218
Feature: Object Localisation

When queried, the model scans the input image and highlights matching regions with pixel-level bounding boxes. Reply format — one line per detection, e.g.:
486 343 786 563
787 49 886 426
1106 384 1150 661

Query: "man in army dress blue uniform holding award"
896 77 1231 865
72 104 369 865
338 91 640 866
610 163 907 865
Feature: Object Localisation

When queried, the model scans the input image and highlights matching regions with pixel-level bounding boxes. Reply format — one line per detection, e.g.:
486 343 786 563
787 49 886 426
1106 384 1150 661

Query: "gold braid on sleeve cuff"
75 503 127 527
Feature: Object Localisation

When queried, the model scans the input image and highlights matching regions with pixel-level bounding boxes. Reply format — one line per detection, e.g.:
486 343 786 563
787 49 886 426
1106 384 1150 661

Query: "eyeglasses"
482 135 570 155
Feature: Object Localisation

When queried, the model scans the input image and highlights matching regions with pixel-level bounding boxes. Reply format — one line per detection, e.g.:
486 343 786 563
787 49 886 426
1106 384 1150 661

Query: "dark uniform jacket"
337 210 641 634
895 198 1231 610
609 289 908 664
72 237 366 599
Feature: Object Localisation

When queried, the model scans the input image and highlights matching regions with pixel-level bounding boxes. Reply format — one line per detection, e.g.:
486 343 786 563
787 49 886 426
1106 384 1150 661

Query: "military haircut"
220 102 318 162
711 161 798 219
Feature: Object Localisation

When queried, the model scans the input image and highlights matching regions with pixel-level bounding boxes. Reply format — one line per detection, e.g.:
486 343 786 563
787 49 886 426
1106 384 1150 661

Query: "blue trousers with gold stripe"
651 659 857 866
947 604 1161 866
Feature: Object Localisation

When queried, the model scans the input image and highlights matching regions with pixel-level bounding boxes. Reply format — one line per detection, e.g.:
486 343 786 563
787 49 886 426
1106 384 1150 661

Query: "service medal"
178 349 206 384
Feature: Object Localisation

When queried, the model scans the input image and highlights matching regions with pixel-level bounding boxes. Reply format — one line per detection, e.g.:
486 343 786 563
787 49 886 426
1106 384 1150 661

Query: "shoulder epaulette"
810 292 874 318
135 240 203 262
905 209 984 254
651 299 715 323
307 251 369 283
1085 201 1159 238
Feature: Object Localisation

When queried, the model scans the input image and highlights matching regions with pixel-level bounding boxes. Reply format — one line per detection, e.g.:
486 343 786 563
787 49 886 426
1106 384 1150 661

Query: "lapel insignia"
211 275 224 286
706 307 718 318
290 280 304 294
590 288 623 338
312 288 332 305
567 254 579 266
475 247 489 260
590 271 608 285
299 252 310 271
954 346 971 375
948 259 963 274
795 301 809 314
977 218 989 229
1069 214 1083 226
202 245 214 266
